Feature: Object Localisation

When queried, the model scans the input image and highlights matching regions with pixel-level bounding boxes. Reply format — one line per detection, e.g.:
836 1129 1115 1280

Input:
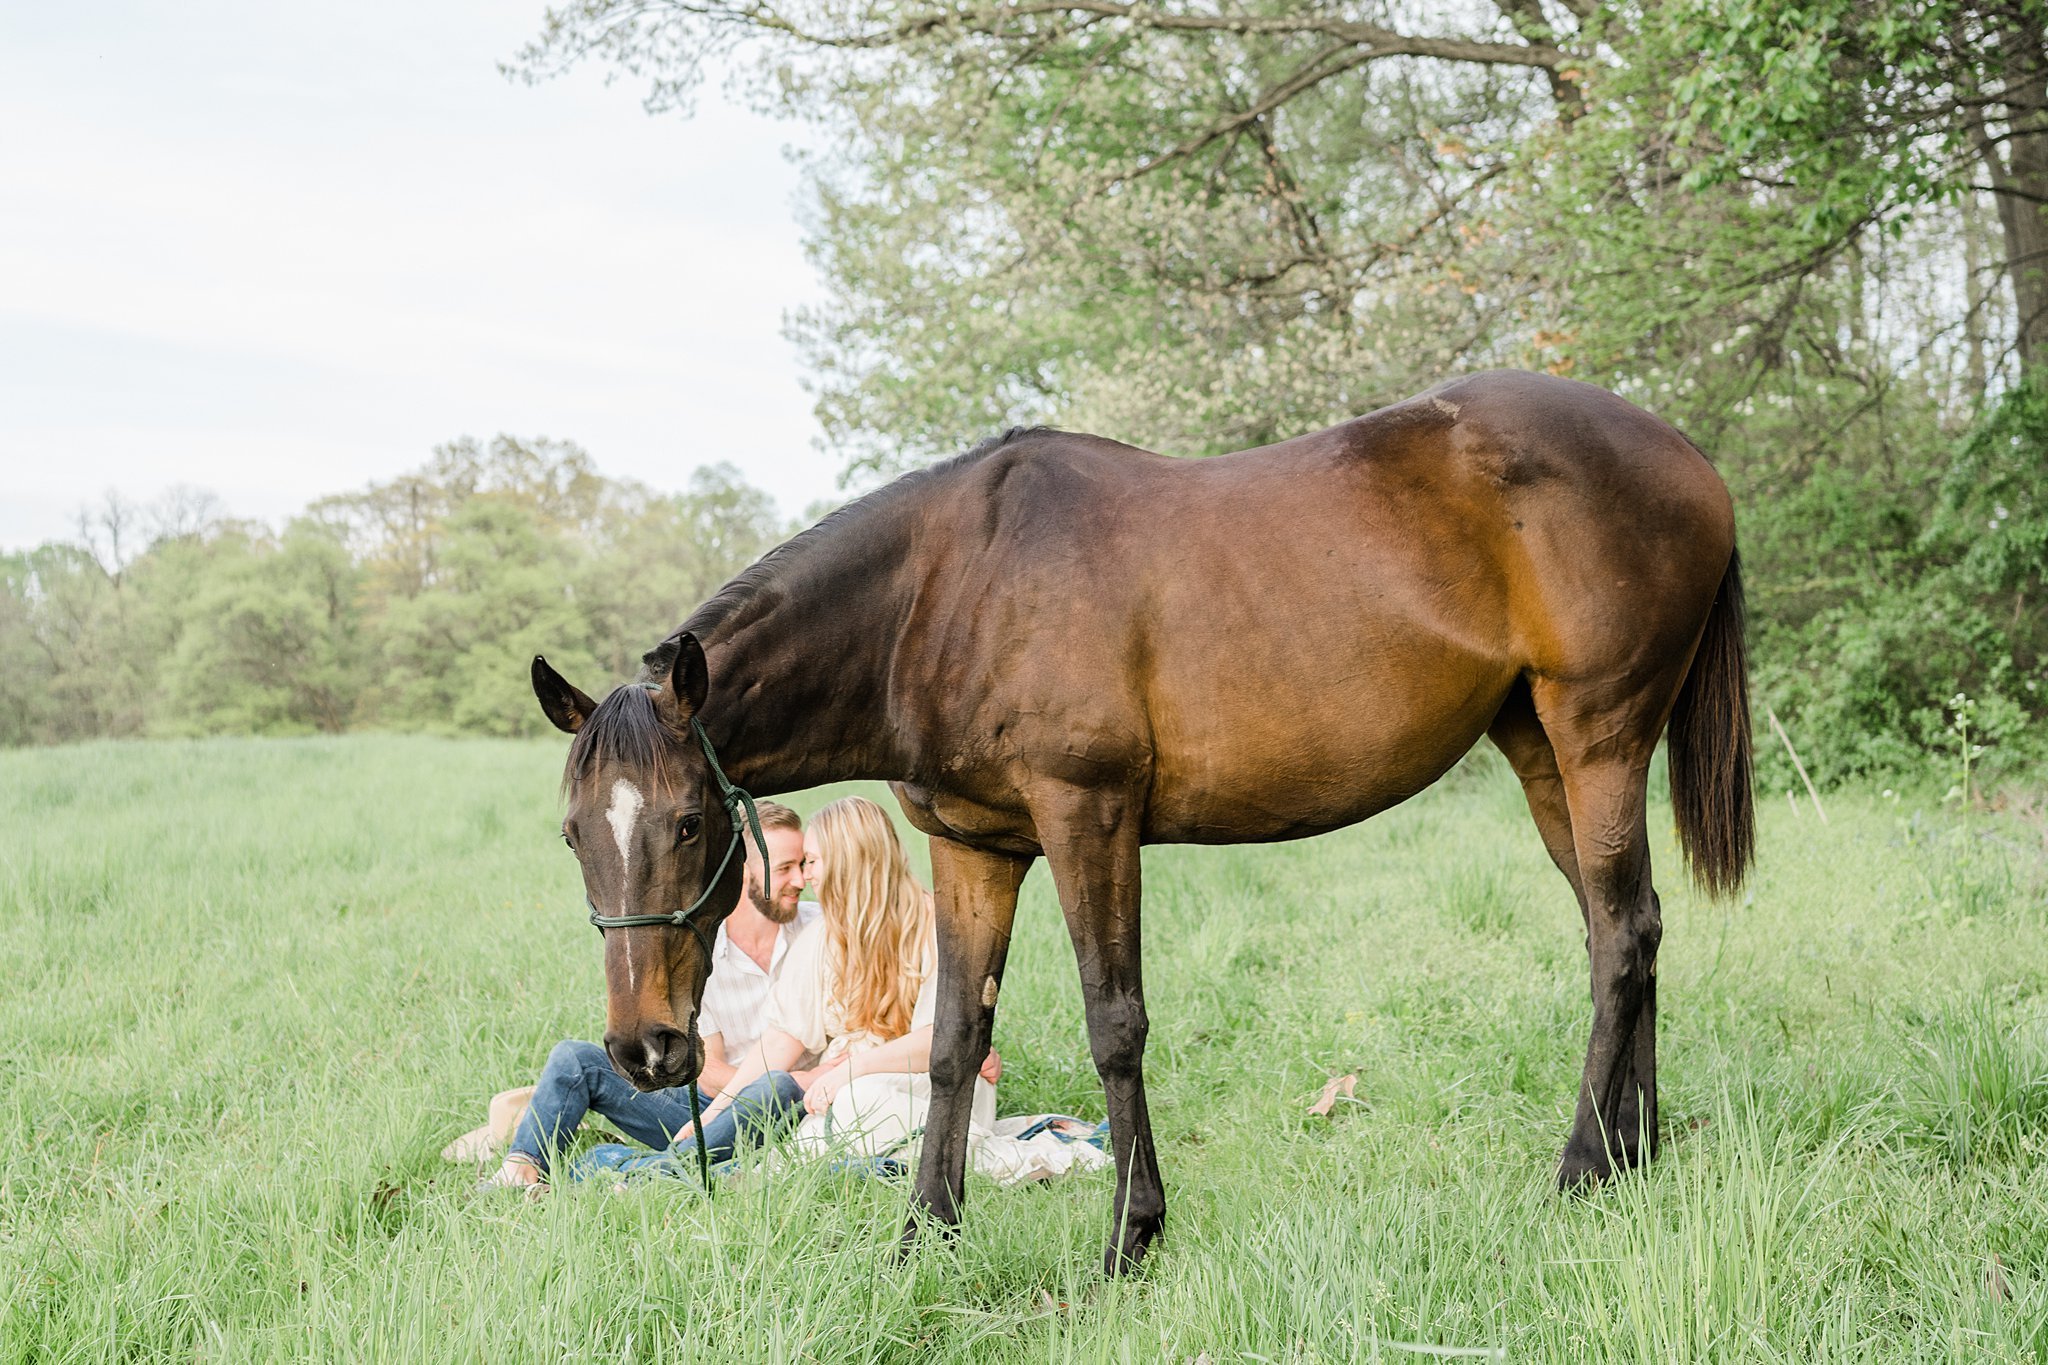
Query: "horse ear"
531 655 597 734
668 632 709 721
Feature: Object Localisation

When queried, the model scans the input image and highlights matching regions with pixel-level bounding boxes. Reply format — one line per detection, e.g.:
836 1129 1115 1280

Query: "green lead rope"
682 714 766 1198
686 1072 711 1194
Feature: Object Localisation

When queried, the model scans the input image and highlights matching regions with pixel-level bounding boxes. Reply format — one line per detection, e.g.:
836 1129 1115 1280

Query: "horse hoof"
1555 1150 1613 1193
1558 1127 1654 1193
898 1200 962 1265
1101 1214 1164 1277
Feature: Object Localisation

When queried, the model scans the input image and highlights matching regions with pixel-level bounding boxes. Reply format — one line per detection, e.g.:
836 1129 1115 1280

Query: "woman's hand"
979 1048 1002 1084
803 1068 847 1116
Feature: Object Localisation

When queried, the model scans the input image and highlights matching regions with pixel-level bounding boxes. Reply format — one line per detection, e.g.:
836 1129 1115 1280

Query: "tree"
0 552 58 748
163 521 368 735
7 542 138 741
312 434 615 603
514 1 2045 458
574 462 790 678
516 2 1583 468
1625 1 2048 375
374 497 600 735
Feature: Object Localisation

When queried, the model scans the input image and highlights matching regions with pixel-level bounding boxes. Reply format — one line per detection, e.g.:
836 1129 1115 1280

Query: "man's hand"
980 1048 1002 1084
803 1069 846 1116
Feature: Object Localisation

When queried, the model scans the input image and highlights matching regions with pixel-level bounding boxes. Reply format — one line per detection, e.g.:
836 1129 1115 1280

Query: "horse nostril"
603 1031 639 1079
644 1025 689 1077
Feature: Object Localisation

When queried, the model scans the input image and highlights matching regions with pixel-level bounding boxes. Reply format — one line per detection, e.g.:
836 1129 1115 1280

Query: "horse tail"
1666 546 1754 899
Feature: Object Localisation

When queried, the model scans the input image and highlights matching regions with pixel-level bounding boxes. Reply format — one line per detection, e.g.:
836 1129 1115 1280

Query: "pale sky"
0 1 838 551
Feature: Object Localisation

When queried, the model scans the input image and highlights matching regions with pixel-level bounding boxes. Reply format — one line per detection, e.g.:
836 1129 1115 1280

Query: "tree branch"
1118 41 1376 185
702 1 1563 68
1490 0 1583 115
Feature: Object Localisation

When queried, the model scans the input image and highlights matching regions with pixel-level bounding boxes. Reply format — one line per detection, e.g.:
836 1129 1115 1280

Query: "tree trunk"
1963 188 1993 398
1990 163 2048 377
1986 16 2048 378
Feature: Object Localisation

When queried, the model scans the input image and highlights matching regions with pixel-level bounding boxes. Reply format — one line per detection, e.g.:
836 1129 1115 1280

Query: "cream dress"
765 923 997 1158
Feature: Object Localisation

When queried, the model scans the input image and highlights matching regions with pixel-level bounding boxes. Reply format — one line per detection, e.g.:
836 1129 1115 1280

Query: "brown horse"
531 369 1753 1275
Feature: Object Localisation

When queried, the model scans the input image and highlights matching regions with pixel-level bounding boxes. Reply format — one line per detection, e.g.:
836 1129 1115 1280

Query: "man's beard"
748 874 798 924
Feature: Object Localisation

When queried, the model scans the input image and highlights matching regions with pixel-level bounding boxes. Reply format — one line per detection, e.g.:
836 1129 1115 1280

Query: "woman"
680 794 998 1163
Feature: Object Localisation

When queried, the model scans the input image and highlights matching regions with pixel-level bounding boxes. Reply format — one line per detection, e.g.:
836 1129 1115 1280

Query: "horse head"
530 634 749 1092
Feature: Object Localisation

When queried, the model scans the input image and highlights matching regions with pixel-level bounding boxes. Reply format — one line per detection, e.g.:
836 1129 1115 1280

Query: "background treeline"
0 439 791 745
8 1 2046 788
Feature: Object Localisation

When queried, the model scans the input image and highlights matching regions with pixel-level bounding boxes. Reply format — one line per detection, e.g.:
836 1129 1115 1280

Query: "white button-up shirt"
698 901 820 1065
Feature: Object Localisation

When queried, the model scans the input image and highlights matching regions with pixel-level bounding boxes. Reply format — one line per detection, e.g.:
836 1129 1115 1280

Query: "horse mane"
563 683 683 795
640 426 1058 680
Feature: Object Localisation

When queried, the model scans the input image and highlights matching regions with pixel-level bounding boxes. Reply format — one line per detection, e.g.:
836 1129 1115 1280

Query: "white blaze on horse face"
607 779 645 878
606 778 649 991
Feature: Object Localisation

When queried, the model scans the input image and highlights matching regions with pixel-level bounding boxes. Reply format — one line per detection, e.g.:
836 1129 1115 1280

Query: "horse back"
900 371 1735 843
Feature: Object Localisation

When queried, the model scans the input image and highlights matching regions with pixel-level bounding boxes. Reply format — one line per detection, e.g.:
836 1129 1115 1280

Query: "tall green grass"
1 737 2044 1362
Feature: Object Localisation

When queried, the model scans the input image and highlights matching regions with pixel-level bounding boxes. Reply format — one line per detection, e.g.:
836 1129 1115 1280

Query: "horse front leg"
903 835 1029 1253
1035 785 1164 1275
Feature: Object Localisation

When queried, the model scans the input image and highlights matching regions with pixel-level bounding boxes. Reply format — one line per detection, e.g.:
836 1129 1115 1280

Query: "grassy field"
2 736 2045 1363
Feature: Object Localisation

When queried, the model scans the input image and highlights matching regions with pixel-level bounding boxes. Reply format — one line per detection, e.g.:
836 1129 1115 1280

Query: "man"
481 801 816 1189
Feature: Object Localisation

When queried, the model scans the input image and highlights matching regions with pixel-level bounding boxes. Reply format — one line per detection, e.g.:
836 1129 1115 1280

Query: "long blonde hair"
810 795 934 1041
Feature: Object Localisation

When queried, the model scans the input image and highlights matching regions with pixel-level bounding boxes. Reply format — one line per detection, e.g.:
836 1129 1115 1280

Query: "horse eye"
562 830 576 851
677 814 703 844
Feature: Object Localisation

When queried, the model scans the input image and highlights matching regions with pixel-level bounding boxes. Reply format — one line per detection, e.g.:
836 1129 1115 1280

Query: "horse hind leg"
1490 685 1660 1172
1487 681 1588 919
1516 676 1670 1188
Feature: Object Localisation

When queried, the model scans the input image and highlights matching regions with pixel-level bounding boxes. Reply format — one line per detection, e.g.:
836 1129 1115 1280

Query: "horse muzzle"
604 1025 700 1093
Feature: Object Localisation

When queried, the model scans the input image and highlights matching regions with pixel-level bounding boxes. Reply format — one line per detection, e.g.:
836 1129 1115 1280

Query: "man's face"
746 825 807 924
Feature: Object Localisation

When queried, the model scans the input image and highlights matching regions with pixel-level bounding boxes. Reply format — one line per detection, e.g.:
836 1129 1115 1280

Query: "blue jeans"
507 1039 804 1178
